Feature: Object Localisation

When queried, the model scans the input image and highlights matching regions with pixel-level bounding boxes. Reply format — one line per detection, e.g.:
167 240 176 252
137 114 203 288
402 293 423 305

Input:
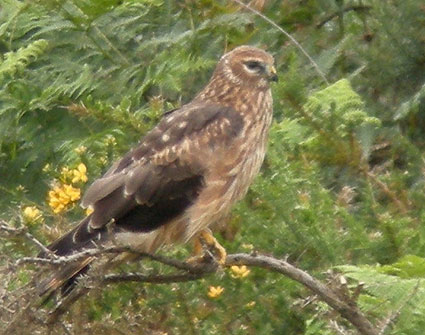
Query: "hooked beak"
267 65 278 82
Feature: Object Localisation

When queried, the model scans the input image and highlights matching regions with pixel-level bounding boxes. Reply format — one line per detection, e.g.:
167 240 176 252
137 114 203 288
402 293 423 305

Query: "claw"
187 229 227 265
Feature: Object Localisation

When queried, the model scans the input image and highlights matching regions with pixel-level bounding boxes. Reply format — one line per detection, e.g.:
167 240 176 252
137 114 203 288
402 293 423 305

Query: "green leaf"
380 255 425 278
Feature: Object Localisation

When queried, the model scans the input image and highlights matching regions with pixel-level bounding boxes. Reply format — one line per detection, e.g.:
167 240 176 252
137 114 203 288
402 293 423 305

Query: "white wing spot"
72 230 79 244
162 134 170 142
178 121 187 129
124 188 132 198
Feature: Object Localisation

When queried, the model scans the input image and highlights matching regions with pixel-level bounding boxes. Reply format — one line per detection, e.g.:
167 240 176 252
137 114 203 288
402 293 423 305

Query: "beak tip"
268 65 278 82
269 73 278 82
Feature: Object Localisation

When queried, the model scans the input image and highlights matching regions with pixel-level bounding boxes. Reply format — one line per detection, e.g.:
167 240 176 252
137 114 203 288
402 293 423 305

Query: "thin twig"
0 220 57 258
362 169 408 214
137 251 217 272
330 320 349 335
15 247 125 265
102 272 205 284
316 5 372 29
15 246 217 273
231 0 329 85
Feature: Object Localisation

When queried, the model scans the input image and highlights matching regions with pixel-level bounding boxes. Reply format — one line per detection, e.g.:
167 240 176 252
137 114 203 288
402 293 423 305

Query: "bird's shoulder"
103 102 243 174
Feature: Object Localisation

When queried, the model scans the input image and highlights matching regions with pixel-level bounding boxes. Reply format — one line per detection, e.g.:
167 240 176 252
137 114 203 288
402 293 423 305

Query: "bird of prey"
39 45 277 297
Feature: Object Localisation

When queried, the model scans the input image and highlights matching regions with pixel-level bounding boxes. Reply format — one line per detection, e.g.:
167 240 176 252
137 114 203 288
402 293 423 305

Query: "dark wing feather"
118 175 203 233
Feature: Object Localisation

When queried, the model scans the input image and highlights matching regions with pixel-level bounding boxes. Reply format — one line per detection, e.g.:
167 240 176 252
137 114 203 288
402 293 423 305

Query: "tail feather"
37 256 94 298
40 215 103 257
38 215 106 298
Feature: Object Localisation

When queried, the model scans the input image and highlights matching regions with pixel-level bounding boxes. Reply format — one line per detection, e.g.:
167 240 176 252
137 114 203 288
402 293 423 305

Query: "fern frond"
0 39 48 82
305 79 365 123
394 82 425 121
340 264 425 334
294 79 381 165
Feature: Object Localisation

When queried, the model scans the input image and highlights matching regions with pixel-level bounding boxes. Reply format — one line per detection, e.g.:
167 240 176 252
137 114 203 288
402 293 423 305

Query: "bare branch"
4 225 380 335
137 250 218 273
103 272 205 285
59 251 379 335
16 247 126 265
225 253 379 335
15 246 218 273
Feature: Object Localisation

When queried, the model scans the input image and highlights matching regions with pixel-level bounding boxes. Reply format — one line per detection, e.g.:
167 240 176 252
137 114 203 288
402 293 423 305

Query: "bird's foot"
187 229 227 265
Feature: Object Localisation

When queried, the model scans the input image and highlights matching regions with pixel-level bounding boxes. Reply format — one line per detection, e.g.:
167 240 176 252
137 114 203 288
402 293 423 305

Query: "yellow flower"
230 265 250 279
48 194 66 214
48 186 66 214
61 167 73 181
23 206 42 223
245 301 256 308
71 163 88 184
63 184 81 201
104 135 117 146
241 243 254 251
48 183 81 214
99 156 108 165
207 286 224 299
74 145 87 154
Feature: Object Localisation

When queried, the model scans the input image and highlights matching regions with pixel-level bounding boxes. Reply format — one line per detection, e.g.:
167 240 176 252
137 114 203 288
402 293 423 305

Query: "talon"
188 229 227 265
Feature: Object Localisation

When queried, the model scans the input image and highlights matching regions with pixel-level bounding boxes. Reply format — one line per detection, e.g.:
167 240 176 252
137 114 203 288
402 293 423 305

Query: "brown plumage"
39 45 277 297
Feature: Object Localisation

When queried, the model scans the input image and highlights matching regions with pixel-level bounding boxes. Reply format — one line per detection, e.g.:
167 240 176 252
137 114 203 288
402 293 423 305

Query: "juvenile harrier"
39 45 277 296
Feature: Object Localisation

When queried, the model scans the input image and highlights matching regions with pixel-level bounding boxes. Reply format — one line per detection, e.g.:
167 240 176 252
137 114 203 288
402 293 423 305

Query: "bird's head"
217 45 277 89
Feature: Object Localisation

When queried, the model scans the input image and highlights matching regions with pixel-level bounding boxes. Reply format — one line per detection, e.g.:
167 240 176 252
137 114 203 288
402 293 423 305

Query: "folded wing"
47 102 244 256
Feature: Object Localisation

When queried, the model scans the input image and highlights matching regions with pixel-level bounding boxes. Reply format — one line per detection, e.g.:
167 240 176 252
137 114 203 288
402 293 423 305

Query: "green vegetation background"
1 0 425 334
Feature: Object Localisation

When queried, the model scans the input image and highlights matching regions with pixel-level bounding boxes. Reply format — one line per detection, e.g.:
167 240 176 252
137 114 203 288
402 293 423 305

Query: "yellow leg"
188 229 227 265
192 235 203 257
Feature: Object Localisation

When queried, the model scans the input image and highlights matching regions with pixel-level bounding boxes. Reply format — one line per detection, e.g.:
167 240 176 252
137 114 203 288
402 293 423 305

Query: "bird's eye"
244 61 264 72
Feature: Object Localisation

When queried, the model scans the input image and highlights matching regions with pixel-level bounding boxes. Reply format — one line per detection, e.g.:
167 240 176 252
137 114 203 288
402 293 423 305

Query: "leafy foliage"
1 0 425 334
0 39 48 80
340 261 425 335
